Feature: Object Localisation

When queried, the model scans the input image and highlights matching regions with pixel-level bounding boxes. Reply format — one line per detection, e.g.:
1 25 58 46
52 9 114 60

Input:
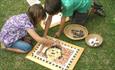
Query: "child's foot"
55 31 61 38
94 8 106 17
92 1 106 17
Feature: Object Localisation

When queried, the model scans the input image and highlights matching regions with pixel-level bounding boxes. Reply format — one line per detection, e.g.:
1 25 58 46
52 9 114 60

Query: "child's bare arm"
26 28 53 46
43 15 53 37
55 16 66 37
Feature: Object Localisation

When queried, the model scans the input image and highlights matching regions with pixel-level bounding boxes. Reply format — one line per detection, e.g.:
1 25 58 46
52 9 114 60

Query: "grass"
0 0 115 70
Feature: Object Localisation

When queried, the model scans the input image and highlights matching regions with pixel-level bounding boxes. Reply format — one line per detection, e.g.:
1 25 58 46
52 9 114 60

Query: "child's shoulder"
13 13 29 21
6 13 30 25
61 0 74 7
8 13 27 20
16 13 28 18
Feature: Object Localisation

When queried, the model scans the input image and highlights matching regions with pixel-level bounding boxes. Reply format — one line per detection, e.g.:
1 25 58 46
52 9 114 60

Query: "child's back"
61 0 92 16
0 13 33 47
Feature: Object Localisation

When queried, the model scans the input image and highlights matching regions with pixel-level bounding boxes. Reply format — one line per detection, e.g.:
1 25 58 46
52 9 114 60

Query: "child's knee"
22 44 32 52
12 40 32 52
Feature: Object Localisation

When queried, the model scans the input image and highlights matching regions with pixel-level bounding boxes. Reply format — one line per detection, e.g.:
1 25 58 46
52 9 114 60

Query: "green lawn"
0 0 115 70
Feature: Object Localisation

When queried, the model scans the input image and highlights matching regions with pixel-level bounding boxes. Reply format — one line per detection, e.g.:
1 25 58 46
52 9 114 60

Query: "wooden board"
26 0 41 6
26 36 84 70
40 13 69 29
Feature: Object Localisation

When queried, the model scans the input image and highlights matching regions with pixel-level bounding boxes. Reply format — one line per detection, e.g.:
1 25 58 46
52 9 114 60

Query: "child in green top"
44 0 105 37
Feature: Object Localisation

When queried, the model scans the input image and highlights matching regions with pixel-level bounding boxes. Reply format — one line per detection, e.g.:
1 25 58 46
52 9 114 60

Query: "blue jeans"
11 40 32 52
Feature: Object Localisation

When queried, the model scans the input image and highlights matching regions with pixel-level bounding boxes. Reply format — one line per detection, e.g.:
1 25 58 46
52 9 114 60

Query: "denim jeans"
11 40 32 52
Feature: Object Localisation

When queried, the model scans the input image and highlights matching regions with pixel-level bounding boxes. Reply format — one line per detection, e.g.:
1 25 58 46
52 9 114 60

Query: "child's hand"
42 38 54 47
51 40 62 49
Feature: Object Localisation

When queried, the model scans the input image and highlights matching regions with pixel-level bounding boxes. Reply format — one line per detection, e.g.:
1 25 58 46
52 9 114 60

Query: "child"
44 0 105 37
0 4 53 53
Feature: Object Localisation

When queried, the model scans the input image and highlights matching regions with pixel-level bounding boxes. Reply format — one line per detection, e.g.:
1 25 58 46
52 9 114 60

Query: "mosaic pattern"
26 37 84 70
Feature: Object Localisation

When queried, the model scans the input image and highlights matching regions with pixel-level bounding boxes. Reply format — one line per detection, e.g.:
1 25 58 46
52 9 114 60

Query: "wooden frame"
26 36 84 70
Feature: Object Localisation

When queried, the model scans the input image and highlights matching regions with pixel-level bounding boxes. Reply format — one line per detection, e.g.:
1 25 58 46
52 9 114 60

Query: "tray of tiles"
26 36 84 70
